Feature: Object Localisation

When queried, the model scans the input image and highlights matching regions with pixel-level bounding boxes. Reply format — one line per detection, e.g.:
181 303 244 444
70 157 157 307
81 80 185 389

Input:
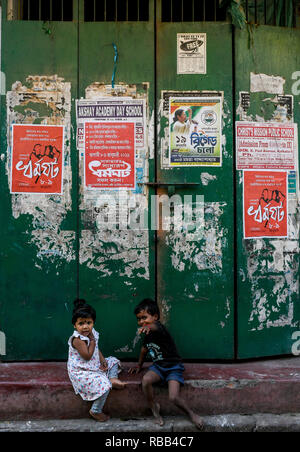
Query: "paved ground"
2 414 300 432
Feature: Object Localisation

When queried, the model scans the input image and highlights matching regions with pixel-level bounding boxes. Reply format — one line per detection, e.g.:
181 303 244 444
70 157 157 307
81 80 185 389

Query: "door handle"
141 182 200 187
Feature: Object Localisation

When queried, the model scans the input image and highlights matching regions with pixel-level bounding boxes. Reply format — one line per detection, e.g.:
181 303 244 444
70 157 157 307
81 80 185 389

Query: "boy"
129 298 203 429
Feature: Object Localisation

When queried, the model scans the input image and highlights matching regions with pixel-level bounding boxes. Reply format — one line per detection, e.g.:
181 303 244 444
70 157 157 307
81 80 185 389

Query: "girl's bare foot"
190 412 204 430
89 410 110 422
110 378 126 389
151 402 164 426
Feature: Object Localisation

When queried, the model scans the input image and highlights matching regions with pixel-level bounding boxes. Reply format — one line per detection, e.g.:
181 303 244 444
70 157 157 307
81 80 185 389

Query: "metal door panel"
77 2 155 358
156 12 235 358
235 26 300 358
0 1 78 359
1 0 299 362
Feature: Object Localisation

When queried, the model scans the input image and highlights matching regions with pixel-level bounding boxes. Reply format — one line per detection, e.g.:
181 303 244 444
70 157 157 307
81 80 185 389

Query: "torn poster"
250 73 285 95
236 122 296 170
177 33 206 75
11 124 64 194
243 171 288 239
169 97 222 167
84 122 135 189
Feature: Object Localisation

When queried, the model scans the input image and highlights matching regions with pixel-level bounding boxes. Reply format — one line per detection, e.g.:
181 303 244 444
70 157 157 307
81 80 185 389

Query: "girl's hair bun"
71 298 96 325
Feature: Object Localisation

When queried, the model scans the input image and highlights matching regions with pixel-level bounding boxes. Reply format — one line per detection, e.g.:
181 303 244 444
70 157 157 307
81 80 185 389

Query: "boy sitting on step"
129 298 203 430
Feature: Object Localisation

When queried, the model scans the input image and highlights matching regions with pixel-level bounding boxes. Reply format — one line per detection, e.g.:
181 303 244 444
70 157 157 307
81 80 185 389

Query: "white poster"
236 121 297 170
250 72 285 95
177 33 206 75
76 98 146 150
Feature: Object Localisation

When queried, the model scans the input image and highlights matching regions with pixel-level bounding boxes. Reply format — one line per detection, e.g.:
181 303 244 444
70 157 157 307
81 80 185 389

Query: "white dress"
67 328 120 401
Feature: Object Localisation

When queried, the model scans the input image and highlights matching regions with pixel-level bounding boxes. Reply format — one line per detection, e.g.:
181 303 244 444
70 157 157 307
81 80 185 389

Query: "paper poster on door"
84 122 135 189
11 124 64 194
169 97 222 167
243 171 288 239
236 122 296 170
76 98 145 150
177 33 206 74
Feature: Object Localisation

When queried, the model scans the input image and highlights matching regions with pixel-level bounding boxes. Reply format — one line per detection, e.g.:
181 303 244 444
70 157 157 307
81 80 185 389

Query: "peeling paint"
0 331 6 356
237 90 293 123
221 98 231 159
159 297 171 325
200 172 217 186
225 297 231 319
149 109 155 160
6 75 74 265
78 82 151 280
32 230 76 263
79 229 149 279
85 82 138 100
247 238 299 331
237 79 299 332
115 329 141 354
165 202 226 274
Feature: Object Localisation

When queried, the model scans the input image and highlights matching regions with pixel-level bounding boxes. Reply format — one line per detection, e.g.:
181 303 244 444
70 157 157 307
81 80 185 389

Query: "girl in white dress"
67 299 125 422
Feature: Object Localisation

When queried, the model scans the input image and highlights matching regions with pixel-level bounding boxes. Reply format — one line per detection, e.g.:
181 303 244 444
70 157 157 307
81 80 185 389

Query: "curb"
2 359 300 420
2 414 300 432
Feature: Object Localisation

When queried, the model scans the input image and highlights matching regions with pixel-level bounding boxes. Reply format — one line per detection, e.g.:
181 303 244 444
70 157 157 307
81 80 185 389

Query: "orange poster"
11 124 64 194
243 171 288 239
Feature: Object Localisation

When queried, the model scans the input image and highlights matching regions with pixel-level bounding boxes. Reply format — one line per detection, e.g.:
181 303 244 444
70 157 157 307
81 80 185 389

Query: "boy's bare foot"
89 410 110 422
151 402 164 426
190 412 204 430
110 378 126 389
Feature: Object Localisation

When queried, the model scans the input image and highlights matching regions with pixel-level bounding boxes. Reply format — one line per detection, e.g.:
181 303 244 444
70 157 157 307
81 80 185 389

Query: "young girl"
67 298 126 422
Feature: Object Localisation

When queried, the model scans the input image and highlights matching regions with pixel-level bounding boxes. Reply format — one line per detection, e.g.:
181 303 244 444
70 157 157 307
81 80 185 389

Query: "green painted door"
0 0 156 361
155 3 235 358
0 1 78 360
77 1 235 360
77 1 156 359
1 1 299 361
235 25 300 358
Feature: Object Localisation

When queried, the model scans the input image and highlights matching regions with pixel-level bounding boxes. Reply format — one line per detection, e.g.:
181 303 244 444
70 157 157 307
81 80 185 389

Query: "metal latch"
139 182 200 195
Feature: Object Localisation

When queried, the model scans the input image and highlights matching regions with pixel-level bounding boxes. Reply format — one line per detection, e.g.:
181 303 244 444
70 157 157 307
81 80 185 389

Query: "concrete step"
3 414 300 432
1 357 300 421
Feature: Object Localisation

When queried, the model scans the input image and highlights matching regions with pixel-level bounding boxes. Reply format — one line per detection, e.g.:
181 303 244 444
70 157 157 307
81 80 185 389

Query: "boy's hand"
138 325 151 335
128 365 143 374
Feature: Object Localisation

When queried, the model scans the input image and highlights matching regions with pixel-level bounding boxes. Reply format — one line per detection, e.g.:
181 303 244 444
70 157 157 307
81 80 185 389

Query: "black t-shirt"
142 321 182 367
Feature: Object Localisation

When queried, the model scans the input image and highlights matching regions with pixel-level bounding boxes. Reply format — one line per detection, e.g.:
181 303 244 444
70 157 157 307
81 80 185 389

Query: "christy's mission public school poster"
236 121 296 170
169 97 222 167
243 171 288 239
11 124 64 194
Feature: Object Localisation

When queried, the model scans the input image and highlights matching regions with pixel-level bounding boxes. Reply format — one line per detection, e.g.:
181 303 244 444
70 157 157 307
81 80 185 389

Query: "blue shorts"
148 362 185 386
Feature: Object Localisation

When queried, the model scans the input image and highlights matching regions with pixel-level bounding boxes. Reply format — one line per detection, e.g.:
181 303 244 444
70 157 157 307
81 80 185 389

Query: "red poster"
84 122 135 189
243 171 288 239
11 124 64 194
